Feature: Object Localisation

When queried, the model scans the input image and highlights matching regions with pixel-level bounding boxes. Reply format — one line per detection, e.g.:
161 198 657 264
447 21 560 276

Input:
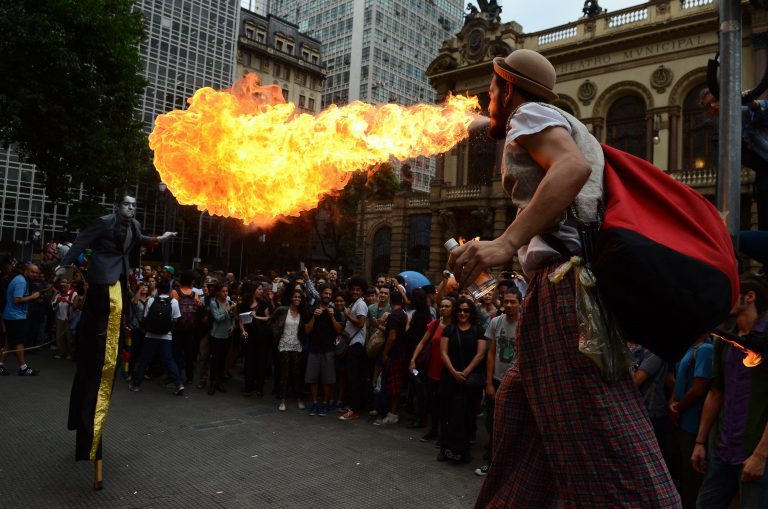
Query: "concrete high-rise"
273 0 465 192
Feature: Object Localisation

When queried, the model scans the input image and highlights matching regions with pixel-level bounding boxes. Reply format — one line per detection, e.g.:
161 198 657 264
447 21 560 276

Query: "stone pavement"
0 350 485 508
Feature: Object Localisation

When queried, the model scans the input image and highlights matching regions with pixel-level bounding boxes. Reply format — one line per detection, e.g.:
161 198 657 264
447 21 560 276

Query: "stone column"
668 107 680 171
388 192 408 274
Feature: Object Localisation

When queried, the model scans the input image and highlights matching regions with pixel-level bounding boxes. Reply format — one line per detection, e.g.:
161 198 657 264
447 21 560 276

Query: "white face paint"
117 196 137 220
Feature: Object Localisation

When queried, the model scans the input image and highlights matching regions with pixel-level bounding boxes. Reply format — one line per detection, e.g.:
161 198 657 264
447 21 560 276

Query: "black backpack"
176 291 199 331
144 296 173 334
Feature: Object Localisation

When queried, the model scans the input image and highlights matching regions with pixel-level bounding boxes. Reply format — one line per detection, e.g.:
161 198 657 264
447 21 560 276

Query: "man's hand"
449 238 514 288
453 370 466 384
29 291 40 301
669 401 680 427
314 307 323 317
742 453 766 481
158 232 177 242
486 382 496 398
691 444 707 474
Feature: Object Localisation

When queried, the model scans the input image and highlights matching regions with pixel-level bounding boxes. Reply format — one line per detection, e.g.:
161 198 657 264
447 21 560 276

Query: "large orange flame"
148 73 480 226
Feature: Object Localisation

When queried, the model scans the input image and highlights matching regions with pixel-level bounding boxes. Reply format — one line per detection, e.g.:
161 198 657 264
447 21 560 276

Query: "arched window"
606 95 647 159
371 227 391 280
682 85 714 171
406 215 431 273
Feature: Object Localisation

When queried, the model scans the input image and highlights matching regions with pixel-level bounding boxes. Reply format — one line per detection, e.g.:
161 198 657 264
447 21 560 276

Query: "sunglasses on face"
457 308 471 314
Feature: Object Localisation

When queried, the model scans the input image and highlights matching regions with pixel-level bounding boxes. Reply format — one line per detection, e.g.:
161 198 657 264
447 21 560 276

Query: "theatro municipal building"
358 0 766 282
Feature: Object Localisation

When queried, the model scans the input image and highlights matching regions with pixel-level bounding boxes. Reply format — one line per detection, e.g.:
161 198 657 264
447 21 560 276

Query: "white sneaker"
382 412 399 425
373 417 384 426
368 409 379 416
278 402 286 412
297 400 305 410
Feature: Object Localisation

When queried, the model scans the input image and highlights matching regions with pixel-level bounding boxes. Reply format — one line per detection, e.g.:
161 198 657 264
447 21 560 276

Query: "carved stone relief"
577 80 597 106
650 65 673 94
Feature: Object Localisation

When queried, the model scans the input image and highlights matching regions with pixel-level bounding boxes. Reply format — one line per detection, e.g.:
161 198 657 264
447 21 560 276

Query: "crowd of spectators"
0 248 766 505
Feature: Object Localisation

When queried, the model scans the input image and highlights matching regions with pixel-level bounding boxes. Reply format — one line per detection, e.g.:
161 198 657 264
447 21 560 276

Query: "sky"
467 0 642 33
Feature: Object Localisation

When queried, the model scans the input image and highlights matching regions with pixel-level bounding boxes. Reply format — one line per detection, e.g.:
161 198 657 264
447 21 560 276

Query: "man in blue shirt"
669 336 713 509
0 263 41 375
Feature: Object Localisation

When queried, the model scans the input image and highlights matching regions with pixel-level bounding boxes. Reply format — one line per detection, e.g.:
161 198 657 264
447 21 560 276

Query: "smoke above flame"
148 73 480 226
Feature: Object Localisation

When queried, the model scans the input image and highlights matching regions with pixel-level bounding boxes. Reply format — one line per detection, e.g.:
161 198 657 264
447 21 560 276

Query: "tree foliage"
311 162 400 266
0 0 150 202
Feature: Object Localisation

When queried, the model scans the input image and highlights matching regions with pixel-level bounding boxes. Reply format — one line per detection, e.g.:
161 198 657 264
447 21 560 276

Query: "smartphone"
272 283 278 293
299 261 305 271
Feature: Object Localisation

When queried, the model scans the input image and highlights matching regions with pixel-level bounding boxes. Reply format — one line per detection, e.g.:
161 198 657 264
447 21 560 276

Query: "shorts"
4 319 26 344
305 351 336 384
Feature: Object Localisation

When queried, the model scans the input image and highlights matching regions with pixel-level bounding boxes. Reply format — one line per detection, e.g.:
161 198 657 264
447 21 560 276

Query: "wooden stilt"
93 459 103 491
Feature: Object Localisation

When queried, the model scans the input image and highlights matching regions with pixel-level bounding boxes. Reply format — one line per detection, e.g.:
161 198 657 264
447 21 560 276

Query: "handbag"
335 323 363 358
366 327 386 358
334 332 351 358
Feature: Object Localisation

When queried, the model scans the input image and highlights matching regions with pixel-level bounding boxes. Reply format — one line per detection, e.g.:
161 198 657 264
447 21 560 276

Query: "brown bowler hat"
492 49 558 102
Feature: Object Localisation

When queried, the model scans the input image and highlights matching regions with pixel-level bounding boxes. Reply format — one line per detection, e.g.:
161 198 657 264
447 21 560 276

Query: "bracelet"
695 441 706 446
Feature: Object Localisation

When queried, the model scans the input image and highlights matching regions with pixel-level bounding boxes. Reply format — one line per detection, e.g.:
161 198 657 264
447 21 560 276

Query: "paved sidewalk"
0 351 485 508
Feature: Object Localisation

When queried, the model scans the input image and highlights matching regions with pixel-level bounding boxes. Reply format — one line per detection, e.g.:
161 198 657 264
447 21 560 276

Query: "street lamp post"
194 209 207 269
158 182 170 265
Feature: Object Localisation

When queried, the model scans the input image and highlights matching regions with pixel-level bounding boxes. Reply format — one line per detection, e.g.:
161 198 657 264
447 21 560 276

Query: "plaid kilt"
384 356 407 397
475 264 680 508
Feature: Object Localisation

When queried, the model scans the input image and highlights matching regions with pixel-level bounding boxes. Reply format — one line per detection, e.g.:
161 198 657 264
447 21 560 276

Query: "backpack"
176 291 199 331
144 296 173 335
591 145 739 361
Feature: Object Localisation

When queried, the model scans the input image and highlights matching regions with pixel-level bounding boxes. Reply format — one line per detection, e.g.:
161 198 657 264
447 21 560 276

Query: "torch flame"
148 73 480 226
711 332 763 367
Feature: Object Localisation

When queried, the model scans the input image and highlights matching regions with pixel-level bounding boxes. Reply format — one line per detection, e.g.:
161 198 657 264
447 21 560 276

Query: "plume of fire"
458 236 481 245
148 73 480 226
710 331 764 367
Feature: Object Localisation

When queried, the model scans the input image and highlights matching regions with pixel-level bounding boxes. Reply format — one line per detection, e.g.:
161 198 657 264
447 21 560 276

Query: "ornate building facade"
237 9 325 114
360 0 766 281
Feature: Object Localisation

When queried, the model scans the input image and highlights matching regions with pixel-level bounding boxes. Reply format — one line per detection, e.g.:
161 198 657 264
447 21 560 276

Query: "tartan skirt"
475 265 680 508
385 356 408 397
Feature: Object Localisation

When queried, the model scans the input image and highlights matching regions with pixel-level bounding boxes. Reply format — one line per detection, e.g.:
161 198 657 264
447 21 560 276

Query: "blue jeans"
132 337 183 388
696 448 768 509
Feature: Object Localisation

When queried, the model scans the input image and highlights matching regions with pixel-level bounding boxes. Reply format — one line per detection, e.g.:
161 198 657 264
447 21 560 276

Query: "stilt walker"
59 192 175 490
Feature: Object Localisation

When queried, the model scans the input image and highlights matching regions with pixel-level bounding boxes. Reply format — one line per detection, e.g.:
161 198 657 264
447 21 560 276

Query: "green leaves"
0 0 149 202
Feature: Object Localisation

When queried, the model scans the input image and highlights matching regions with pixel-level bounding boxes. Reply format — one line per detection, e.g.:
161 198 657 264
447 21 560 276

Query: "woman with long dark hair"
208 283 236 395
410 297 454 442
242 282 274 397
269 289 307 411
405 287 434 428
437 297 486 463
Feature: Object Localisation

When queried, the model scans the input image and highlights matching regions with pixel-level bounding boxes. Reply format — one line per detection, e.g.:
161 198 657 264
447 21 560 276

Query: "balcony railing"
407 196 431 208
527 0 716 52
371 201 393 211
682 0 713 9
669 167 753 187
538 26 577 46
444 185 481 199
607 6 648 28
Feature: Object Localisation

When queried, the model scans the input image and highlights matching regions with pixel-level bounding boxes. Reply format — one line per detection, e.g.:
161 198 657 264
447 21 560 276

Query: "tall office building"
273 0 465 192
0 1 239 262
133 0 239 265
